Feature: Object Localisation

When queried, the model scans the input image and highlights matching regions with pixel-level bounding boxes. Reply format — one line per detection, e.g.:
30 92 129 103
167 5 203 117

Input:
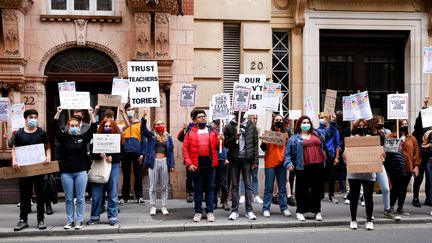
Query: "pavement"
1 193 432 238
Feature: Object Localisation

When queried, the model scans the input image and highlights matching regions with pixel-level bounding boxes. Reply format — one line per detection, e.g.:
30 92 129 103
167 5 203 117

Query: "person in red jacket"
182 109 224 223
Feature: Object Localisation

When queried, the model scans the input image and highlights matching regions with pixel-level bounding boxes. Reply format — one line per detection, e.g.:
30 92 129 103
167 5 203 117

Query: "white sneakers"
245 211 257 220
161 207 169 215
283 209 292 217
239 196 245 204
228 212 239 220
315 213 323 221
150 206 169 215
193 213 202 222
263 209 291 217
254 196 264 204
430 211 432 216
365 221 374 230
349 221 373 230
263 210 271 217
296 213 305 221
207 213 215 222
150 206 157 215
350 221 358 230
344 199 350 205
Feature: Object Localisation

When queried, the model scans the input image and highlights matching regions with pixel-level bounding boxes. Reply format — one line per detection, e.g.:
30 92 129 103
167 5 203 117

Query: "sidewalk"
1 193 431 238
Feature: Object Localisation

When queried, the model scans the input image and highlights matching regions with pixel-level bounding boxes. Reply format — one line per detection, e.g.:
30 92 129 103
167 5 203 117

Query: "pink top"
303 135 326 165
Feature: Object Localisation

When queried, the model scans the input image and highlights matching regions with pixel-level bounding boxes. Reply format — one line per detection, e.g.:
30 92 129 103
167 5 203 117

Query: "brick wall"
172 0 193 15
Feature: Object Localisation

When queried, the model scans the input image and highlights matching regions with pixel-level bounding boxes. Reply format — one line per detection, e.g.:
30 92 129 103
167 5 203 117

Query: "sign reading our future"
127 61 160 108
239 74 265 115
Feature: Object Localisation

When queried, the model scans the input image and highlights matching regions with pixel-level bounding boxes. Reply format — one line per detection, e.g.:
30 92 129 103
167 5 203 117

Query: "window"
272 31 290 115
48 0 114 15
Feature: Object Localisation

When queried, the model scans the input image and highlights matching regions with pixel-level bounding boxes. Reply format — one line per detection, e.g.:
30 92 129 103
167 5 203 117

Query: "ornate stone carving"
135 12 150 24
0 0 33 14
308 0 425 12
154 13 169 58
2 9 20 56
274 0 291 10
74 19 88 46
155 12 169 24
293 0 307 35
127 0 177 12
135 12 152 59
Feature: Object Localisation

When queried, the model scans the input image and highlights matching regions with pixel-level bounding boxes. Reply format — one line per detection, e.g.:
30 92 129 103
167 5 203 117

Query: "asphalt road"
2 223 431 243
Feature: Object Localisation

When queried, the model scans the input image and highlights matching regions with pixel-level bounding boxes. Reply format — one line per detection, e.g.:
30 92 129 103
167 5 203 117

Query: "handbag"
88 158 112 184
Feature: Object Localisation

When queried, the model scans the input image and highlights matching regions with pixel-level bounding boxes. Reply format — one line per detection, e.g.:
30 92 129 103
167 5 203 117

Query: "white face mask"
126 110 134 118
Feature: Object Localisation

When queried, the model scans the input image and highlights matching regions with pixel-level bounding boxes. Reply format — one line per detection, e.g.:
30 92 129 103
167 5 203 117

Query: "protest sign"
262 82 282 111
212 93 231 120
304 97 316 120
15 143 46 166
112 78 129 104
262 130 288 145
239 74 265 115
424 47 432 73
387 93 408 120
0 161 59 179
323 89 337 115
58 81 76 92
180 84 197 107
128 61 160 108
344 136 383 173
59 92 91 109
345 136 380 147
288 110 302 120
421 106 432 128
384 138 401 153
232 83 251 112
0 98 10 121
98 94 122 107
92 134 121 153
10 103 25 131
342 96 355 121
351 91 373 120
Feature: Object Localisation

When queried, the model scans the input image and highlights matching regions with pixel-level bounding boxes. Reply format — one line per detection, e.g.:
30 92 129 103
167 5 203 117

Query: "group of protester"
10 96 432 231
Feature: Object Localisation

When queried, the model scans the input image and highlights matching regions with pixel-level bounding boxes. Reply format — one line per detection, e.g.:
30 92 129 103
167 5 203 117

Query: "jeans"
230 158 254 213
121 152 143 200
414 152 430 201
295 163 324 214
263 165 287 211
193 167 216 213
376 165 390 210
349 179 374 221
240 165 259 196
19 175 45 222
325 156 336 198
215 162 229 204
186 167 194 194
61 171 88 223
90 163 120 223
148 158 169 206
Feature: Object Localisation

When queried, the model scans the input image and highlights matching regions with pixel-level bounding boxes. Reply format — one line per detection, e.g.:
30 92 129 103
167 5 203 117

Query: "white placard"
288 110 302 120
180 84 197 107
0 98 10 122
212 93 231 120
384 138 401 153
304 97 316 121
239 74 265 115
342 96 355 121
58 81 76 93
112 78 129 104
351 91 373 120
421 106 432 128
423 47 432 73
59 92 91 109
15 143 46 166
262 82 282 111
232 83 251 112
387 93 409 120
92 134 121 153
128 61 160 108
10 103 25 131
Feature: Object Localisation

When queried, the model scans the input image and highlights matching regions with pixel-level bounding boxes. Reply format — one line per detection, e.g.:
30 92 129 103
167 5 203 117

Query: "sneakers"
161 207 169 215
150 206 157 215
37 220 47 230
263 210 271 217
186 193 194 203
287 196 296 206
137 198 145 204
283 209 292 217
315 212 323 221
64 222 75 230
384 209 401 221
109 220 119 226
207 213 215 222
86 219 100 225
361 201 365 207
272 195 280 205
46 204 53 215
239 195 245 204
296 213 305 221
118 199 128 205
396 208 410 216
430 210 432 216
245 211 257 220
193 213 202 222
74 222 83 230
222 202 230 211
365 221 374 230
253 195 264 204
412 198 421 207
328 198 339 204
228 212 239 220
14 220 28 231
350 221 358 230
344 199 350 205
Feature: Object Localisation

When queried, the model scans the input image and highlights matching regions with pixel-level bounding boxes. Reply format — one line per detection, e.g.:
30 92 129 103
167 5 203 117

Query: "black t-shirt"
13 128 49 147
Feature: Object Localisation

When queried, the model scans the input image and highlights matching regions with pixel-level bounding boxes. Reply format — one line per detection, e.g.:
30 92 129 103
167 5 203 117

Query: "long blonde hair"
152 119 168 142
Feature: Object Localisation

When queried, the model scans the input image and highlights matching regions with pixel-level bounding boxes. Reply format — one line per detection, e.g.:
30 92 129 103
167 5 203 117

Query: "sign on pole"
351 91 373 120
232 83 251 112
342 96 355 121
0 98 10 122
387 93 408 120
98 94 122 107
180 84 197 107
304 97 316 120
111 78 129 104
59 92 91 109
15 143 46 166
423 47 432 73
211 93 231 120
92 134 121 153
262 82 282 111
10 103 25 131
421 107 432 128
58 81 76 93
323 89 337 115
127 61 160 108
239 74 265 115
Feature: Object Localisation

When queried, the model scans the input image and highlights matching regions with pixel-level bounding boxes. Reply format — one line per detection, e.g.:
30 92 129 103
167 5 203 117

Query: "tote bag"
88 158 112 184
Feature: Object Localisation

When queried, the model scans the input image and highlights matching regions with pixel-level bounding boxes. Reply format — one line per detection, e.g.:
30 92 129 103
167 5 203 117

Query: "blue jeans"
90 163 120 223
263 165 287 211
240 166 259 195
193 167 216 214
61 171 88 223
376 164 390 210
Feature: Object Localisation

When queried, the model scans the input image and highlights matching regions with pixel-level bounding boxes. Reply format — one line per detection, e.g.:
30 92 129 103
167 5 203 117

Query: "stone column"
154 12 170 59
2 9 24 57
135 12 152 59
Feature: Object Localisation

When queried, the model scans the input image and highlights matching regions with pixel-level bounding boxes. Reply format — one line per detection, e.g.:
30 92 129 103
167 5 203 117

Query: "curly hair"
97 118 121 134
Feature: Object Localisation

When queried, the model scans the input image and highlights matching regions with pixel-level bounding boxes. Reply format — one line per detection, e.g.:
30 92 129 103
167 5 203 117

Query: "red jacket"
182 126 219 170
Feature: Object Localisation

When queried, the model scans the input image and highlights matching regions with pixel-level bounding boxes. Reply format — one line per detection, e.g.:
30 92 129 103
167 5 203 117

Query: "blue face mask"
126 110 134 118
300 123 311 132
27 119 38 128
69 127 80 135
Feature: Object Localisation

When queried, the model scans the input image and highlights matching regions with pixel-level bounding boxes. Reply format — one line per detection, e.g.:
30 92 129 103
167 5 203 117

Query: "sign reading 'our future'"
127 61 160 108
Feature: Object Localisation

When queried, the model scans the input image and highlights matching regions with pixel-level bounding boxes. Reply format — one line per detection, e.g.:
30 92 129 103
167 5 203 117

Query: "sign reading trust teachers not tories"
127 61 160 108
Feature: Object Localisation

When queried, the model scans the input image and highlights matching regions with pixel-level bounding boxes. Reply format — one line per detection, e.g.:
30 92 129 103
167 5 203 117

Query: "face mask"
155 125 165 133
400 126 408 133
27 119 38 128
300 123 311 132
69 127 80 135
274 121 284 129
357 127 368 135
104 127 112 133
126 110 134 118
198 122 207 128
319 119 326 126
375 124 384 130
74 115 83 121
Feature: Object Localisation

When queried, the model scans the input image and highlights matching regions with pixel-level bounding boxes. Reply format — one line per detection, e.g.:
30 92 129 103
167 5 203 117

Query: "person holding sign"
54 106 97 230
87 118 122 226
141 110 175 216
260 114 291 218
12 109 51 231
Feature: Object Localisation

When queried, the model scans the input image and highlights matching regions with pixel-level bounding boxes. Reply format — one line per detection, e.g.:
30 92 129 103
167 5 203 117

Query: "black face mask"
198 122 207 128
375 124 384 130
400 126 408 133
274 121 284 129
357 127 368 135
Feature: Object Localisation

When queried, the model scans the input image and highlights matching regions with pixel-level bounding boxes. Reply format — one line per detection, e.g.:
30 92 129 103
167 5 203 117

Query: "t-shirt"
13 128 49 147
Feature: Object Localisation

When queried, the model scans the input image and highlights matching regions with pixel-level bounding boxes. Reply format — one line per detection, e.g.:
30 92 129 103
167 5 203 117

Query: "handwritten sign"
15 143 46 166
59 92 91 109
58 81 76 92
0 98 10 121
262 130 288 145
423 47 432 73
344 136 383 173
304 97 316 121
288 110 302 120
212 93 231 120
351 91 373 120
262 82 282 111
0 161 59 179
232 83 251 112
112 78 129 104
240 74 265 115
421 107 432 128
10 103 25 131
180 84 197 107
92 134 121 153
323 89 337 115
98 94 122 107
128 61 160 108
387 93 408 120
384 138 401 153
342 96 355 121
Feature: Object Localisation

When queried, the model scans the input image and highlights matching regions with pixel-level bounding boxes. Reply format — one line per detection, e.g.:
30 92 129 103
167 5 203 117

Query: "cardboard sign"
351 91 373 120
323 89 337 115
421 107 432 128
239 74 265 115
10 103 25 131
345 136 380 147
212 93 231 120
59 92 91 109
92 134 121 153
232 83 251 112
15 143 46 166
262 82 282 111
342 96 355 121
384 138 401 153
0 98 10 121
387 93 408 120
0 161 59 179
423 47 432 73
262 130 288 145
180 84 197 107
344 146 384 173
58 81 76 92
111 78 129 104
98 94 122 107
288 110 302 120
128 61 160 108
304 97 316 121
